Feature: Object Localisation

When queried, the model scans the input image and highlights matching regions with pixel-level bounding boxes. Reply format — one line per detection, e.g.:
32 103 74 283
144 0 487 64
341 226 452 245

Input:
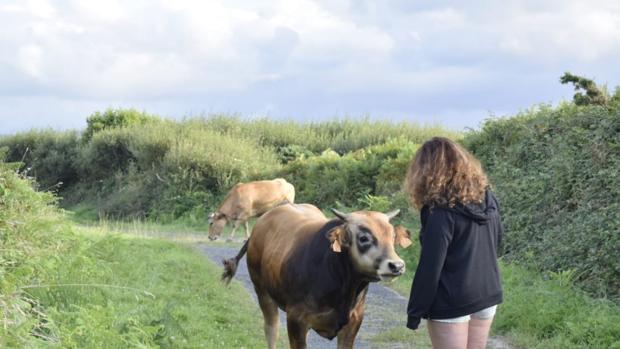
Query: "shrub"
83 108 160 142
75 120 281 218
201 114 458 154
279 138 421 210
0 130 80 191
0 156 73 347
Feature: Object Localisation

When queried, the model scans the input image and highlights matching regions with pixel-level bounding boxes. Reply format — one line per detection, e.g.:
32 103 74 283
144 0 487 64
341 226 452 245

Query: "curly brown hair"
405 137 489 209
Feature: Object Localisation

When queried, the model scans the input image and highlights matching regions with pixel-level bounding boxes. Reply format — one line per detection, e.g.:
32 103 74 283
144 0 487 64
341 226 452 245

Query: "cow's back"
220 179 294 218
247 203 326 292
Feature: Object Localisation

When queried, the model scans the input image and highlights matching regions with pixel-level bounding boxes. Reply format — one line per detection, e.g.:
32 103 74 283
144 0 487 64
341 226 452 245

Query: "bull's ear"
394 226 413 248
327 226 346 252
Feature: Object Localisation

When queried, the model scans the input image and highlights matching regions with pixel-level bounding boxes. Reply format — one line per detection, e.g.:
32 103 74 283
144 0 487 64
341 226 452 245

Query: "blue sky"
1 0 619 134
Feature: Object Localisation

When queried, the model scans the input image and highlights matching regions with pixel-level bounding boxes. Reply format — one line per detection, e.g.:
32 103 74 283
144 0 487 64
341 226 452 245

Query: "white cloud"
0 0 619 133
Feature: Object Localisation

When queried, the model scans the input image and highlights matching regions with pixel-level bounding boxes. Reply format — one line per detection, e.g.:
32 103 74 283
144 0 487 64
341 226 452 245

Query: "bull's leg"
337 296 367 348
256 291 279 349
286 317 309 349
244 221 250 239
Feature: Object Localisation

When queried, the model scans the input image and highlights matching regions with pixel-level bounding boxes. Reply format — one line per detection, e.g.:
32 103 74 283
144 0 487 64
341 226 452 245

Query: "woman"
405 137 503 349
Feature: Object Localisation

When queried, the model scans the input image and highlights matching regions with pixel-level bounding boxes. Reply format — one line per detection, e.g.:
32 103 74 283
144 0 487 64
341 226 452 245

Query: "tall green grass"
201 114 459 154
1 111 456 221
390 215 620 349
0 158 264 348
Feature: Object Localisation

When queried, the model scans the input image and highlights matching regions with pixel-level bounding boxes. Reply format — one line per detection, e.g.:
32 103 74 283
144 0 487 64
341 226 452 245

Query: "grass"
390 256 620 349
0 163 266 348
5 227 266 348
370 327 432 348
66 210 620 349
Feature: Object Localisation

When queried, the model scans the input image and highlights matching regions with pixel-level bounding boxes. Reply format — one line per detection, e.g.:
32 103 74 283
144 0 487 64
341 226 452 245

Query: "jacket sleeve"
406 208 454 330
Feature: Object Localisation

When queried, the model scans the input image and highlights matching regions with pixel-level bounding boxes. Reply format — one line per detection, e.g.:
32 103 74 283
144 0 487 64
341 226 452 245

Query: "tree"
560 72 608 106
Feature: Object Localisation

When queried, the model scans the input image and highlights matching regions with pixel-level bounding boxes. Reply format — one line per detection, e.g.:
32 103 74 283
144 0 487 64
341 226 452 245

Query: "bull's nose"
388 261 405 274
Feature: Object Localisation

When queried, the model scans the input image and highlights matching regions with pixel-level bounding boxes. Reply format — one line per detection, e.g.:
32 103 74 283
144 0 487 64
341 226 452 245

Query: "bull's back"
247 204 326 290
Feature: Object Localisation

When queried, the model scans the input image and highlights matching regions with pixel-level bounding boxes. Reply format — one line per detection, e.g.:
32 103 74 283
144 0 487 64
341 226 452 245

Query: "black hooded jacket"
406 190 503 330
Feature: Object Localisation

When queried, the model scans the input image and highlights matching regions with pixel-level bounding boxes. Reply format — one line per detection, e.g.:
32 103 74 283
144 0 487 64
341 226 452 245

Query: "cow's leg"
227 222 239 242
244 221 250 239
286 317 309 349
256 291 279 349
337 295 367 348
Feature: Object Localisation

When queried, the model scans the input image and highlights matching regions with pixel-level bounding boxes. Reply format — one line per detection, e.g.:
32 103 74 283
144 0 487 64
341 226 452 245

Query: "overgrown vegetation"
0 159 265 348
463 101 620 297
0 110 452 222
392 237 620 349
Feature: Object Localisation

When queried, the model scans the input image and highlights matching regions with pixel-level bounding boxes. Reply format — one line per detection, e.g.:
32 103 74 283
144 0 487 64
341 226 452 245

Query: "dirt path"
197 244 513 349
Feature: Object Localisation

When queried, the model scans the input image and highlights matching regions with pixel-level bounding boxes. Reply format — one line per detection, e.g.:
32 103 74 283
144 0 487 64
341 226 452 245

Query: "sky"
1 0 619 134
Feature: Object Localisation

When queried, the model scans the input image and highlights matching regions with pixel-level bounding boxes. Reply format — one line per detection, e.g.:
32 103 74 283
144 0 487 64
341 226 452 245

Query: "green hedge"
463 103 620 297
278 138 419 210
0 130 80 190
1 112 453 221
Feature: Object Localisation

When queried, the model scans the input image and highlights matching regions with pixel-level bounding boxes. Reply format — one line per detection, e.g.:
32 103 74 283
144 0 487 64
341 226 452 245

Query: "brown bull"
208 178 295 241
222 203 412 349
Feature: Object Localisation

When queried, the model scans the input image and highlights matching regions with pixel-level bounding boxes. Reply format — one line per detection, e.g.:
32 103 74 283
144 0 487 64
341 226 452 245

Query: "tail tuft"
221 257 239 285
220 239 249 285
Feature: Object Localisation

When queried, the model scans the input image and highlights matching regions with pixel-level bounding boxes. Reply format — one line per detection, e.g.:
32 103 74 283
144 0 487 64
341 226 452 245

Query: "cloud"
0 0 619 133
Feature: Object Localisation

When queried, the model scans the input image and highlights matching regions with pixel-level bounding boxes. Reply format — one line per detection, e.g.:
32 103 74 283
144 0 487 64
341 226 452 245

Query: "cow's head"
327 208 412 281
208 212 227 240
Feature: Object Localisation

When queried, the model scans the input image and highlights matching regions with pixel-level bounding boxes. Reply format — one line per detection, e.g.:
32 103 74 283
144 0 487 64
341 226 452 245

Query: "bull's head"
208 212 227 241
327 208 412 281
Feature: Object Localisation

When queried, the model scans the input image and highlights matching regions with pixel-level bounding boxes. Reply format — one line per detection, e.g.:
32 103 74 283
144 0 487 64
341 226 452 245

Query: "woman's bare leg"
427 320 469 349
467 318 493 349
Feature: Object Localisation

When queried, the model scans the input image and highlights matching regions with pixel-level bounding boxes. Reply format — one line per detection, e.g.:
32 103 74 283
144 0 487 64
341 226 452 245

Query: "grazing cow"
221 203 412 349
208 178 295 241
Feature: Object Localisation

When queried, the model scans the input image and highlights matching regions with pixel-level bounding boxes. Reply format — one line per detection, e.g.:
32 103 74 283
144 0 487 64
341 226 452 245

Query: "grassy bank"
1 162 264 348
391 242 620 349
390 211 620 349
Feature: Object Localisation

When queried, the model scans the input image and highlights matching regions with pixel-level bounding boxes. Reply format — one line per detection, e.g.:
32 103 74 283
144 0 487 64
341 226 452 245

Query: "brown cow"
222 203 412 349
208 178 295 241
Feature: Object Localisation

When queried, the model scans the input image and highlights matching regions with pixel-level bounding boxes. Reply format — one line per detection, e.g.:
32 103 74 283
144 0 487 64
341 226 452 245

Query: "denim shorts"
431 305 497 323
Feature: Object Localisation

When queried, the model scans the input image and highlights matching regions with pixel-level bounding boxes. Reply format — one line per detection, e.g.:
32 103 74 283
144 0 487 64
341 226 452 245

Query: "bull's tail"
221 239 249 285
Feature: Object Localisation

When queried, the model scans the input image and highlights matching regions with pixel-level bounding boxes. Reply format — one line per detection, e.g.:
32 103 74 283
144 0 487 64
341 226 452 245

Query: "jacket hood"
450 190 497 224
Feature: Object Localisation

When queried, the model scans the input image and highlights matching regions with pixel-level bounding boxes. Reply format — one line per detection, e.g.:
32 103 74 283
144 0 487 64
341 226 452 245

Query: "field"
1 92 619 348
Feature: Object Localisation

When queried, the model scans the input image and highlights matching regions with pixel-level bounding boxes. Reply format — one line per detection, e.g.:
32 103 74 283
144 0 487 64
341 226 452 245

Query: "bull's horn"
331 208 349 221
385 209 400 220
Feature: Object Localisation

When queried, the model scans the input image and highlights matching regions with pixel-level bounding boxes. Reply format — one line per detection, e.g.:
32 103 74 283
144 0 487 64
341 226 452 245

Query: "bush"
74 120 281 219
83 108 160 142
0 130 80 191
279 138 420 210
463 103 620 297
202 114 458 154
0 156 73 347
1 109 456 222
